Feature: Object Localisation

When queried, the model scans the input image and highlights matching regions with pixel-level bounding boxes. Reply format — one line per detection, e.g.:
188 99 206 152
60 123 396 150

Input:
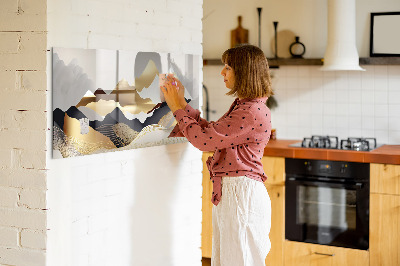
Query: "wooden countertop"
263 139 400 165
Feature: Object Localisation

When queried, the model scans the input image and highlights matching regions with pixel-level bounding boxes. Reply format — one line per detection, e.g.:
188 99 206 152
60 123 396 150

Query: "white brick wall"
0 0 48 265
46 1 203 266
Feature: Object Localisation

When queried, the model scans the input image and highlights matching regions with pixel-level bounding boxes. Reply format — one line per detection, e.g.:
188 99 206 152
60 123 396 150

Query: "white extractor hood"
320 0 365 71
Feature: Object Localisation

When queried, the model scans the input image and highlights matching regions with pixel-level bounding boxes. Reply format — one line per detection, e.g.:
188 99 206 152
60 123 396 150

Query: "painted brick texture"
46 0 203 265
0 0 48 265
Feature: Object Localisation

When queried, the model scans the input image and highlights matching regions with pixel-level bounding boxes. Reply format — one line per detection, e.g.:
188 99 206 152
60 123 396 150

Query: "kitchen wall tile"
298 77 311 89
374 117 389 131
203 65 399 144
388 131 400 143
374 130 389 144
348 103 362 116
323 127 337 135
273 67 286 77
361 74 374 91
375 104 389 117
349 116 362 129
374 65 388 77
388 91 400 104
286 126 301 139
336 115 348 129
311 114 324 129
311 86 323 101
349 128 362 137
388 65 400 76
374 77 388 91
298 67 311 78
323 103 336 115
389 104 400 117
311 127 325 136
285 66 298 77
322 70 335 78
323 86 336 103
362 128 375 138
311 102 324 114
336 103 349 116
310 77 324 90
388 117 400 131
388 75 400 91
336 90 349 103
362 104 375 117
298 102 312 115
335 72 349 90
336 128 349 140
374 90 388 104
348 74 362 90
361 90 375 104
286 77 299 89
348 90 362 103
273 76 287 90
310 66 324 77
323 115 336 129
287 113 300 127
362 116 375 130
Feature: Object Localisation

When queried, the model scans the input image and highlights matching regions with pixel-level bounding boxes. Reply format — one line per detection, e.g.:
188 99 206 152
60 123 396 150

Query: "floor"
202 257 211 266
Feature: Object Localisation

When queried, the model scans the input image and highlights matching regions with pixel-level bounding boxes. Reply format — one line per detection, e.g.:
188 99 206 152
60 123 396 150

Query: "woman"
161 44 273 266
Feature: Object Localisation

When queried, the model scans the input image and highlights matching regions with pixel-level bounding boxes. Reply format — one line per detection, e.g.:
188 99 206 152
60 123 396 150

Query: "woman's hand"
160 76 187 113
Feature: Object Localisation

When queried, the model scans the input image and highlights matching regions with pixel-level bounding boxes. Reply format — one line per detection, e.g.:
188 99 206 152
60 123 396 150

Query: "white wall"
46 0 203 266
204 65 400 144
203 0 400 145
203 0 400 58
0 0 48 265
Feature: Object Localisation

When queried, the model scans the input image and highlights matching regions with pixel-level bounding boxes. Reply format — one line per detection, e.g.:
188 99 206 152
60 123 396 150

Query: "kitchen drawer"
284 240 369 266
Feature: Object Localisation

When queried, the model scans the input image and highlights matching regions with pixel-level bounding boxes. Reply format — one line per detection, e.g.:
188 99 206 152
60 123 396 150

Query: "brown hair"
221 44 273 99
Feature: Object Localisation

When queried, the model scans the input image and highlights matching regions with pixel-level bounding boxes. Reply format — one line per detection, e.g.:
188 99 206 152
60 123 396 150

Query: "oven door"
285 177 369 250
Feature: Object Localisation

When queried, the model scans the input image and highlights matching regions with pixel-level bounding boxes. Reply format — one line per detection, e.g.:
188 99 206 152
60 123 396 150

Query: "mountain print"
52 48 200 158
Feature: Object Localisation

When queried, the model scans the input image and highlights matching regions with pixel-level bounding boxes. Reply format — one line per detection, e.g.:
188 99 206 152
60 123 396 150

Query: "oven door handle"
286 177 364 189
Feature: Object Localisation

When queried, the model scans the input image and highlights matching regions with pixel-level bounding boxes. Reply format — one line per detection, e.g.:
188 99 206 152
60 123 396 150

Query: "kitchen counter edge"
263 139 400 165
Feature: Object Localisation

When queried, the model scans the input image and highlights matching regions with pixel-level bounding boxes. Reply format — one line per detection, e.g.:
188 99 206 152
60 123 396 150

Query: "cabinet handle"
314 252 335 257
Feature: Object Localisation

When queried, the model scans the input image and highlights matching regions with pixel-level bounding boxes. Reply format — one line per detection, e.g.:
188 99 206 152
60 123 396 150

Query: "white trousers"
212 176 271 266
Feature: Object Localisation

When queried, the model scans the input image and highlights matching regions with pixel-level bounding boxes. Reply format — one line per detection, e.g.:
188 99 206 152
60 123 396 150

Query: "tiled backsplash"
203 65 400 144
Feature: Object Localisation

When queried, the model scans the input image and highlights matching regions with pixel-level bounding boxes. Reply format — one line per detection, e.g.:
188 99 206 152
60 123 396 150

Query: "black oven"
285 158 369 250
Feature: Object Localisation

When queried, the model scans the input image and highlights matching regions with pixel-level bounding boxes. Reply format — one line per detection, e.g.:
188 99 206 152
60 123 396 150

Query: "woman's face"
220 64 235 89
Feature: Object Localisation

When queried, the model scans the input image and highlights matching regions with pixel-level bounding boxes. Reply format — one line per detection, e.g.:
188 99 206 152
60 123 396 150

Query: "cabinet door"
264 184 284 266
262 156 285 185
202 152 213 258
370 163 400 195
284 241 369 266
370 193 400 266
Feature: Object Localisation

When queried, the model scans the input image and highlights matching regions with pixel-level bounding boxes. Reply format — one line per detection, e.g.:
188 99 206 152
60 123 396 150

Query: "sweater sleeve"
173 106 256 152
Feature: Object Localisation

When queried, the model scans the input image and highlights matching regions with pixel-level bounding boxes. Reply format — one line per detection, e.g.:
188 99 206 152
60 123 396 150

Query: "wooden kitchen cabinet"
201 154 286 265
370 163 400 266
202 152 213 258
284 241 369 266
264 184 285 266
262 156 285 266
370 163 400 195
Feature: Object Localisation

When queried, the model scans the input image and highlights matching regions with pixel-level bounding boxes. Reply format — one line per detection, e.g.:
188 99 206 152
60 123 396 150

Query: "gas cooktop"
289 135 383 151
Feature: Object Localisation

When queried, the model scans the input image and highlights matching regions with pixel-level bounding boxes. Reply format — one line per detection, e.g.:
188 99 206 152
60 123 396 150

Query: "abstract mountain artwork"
52 47 200 158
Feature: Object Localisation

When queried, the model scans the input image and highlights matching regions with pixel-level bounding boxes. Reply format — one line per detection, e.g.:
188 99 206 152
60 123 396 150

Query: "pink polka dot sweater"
170 97 272 206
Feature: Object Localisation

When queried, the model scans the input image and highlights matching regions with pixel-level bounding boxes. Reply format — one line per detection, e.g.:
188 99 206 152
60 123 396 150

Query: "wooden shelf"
203 57 400 67
359 57 400 65
203 58 323 67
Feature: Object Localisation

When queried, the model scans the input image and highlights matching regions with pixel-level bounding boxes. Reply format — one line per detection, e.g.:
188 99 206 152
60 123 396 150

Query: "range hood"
320 0 365 71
